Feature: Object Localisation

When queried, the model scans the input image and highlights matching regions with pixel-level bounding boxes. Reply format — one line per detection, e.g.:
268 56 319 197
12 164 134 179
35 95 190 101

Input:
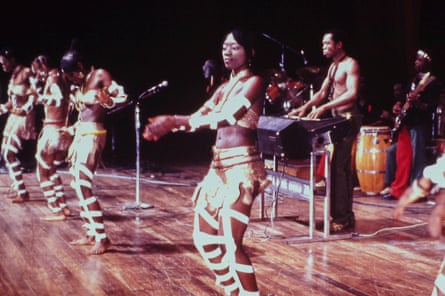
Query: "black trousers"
330 115 362 224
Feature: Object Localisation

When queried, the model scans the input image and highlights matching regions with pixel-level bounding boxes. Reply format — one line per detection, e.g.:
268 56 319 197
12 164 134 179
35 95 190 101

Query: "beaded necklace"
327 54 346 100
215 68 252 110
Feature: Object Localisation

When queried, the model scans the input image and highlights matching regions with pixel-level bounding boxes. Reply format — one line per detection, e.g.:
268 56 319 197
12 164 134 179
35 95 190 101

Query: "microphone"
300 49 308 65
139 80 169 99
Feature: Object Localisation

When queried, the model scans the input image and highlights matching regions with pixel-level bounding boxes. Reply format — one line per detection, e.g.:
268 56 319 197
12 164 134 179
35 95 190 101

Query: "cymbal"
295 66 321 76
264 68 288 82
295 66 322 82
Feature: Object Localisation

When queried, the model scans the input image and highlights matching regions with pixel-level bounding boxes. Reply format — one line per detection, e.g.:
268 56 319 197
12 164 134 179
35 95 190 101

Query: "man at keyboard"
288 28 363 233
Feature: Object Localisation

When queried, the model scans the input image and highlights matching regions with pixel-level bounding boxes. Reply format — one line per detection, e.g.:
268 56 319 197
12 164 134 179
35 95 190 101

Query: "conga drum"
355 126 392 195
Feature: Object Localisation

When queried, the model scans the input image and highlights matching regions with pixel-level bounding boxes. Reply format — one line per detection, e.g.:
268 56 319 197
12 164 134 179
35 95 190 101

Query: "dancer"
31 54 74 220
0 48 37 203
61 48 127 254
143 28 270 295
393 152 445 296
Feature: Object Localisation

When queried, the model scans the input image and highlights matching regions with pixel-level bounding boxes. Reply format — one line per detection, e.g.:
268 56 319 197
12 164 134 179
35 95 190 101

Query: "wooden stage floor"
0 162 442 296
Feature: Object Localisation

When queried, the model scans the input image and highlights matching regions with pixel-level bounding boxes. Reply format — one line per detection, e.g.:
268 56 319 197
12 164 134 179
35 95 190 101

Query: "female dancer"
143 28 270 295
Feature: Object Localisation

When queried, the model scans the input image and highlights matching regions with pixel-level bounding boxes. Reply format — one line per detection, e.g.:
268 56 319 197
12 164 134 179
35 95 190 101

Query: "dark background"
0 0 444 169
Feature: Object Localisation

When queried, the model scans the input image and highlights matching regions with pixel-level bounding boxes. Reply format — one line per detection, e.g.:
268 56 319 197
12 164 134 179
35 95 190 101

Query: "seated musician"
288 28 363 233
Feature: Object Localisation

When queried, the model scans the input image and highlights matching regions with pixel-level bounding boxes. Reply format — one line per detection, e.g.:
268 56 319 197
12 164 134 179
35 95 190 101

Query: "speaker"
257 116 310 158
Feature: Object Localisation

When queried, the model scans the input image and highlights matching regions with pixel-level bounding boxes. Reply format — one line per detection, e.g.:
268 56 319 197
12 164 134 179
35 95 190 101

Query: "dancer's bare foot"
5 192 16 199
70 236 95 246
12 193 30 204
41 211 67 221
62 207 71 216
88 238 111 255
58 198 71 216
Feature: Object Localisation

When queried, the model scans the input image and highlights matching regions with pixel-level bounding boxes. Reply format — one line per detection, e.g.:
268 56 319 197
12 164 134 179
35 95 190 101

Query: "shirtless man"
0 48 37 203
31 55 73 220
60 49 127 254
289 29 363 233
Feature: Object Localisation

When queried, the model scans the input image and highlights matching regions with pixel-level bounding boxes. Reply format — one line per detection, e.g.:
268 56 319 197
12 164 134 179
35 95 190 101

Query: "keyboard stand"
259 150 331 240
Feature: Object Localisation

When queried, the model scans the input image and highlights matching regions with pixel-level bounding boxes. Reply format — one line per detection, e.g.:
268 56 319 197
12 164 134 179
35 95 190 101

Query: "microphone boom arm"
262 33 307 67
138 80 169 100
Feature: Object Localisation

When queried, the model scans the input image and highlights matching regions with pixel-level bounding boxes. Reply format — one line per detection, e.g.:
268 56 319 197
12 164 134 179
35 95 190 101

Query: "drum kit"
261 32 325 116
261 32 390 195
263 66 323 116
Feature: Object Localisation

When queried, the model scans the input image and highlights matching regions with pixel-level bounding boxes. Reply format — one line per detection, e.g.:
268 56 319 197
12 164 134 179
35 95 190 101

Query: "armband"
188 94 252 131
98 81 128 109
203 99 216 110
108 81 127 104
188 112 214 131
48 84 63 107
81 90 97 104
221 95 251 122
29 76 38 88
0 104 8 115
40 84 64 107
21 96 35 113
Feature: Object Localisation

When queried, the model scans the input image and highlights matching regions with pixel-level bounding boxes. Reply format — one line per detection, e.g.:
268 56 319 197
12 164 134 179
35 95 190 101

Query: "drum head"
263 69 289 115
360 126 391 133
282 79 307 112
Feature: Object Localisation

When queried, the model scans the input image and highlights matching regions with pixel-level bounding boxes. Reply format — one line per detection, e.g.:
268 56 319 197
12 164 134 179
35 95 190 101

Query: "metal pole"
123 100 153 210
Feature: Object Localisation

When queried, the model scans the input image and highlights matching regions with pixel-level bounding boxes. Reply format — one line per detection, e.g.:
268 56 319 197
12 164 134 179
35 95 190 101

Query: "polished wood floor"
0 161 442 296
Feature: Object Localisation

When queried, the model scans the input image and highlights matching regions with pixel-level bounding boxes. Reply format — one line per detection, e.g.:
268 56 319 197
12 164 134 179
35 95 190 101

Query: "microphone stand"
280 45 286 73
109 93 190 212
122 94 154 210
262 33 305 71
108 84 189 214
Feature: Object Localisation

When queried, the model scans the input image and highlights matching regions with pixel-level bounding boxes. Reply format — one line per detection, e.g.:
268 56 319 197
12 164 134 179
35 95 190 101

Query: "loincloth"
37 123 73 156
68 122 106 167
3 112 37 140
192 145 271 210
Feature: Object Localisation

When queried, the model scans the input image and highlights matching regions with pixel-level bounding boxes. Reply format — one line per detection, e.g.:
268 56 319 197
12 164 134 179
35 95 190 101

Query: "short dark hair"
60 50 83 72
33 55 49 67
325 28 349 45
224 28 256 61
